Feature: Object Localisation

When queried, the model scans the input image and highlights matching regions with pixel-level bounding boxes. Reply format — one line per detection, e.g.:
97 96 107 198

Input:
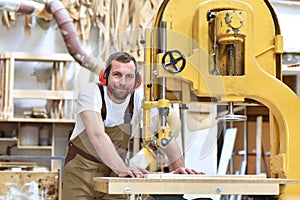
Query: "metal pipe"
158 21 167 54
180 104 188 164
159 21 167 127
227 44 235 75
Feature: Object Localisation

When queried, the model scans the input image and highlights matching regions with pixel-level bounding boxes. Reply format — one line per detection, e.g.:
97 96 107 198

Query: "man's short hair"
105 51 138 78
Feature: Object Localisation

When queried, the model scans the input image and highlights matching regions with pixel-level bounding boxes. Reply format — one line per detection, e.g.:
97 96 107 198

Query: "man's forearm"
170 156 185 170
164 139 185 170
89 130 128 174
81 111 128 175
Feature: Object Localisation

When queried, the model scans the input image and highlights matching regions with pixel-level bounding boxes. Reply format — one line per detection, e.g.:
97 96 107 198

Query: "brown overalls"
62 84 134 200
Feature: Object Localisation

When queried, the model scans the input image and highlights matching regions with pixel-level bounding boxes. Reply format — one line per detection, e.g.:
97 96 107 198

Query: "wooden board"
0 171 59 199
13 89 74 100
94 174 298 195
0 52 74 62
0 161 37 169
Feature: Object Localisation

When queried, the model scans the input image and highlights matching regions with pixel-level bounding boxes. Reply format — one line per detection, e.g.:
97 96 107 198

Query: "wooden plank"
12 90 74 100
0 138 18 141
8 56 15 117
53 62 60 119
218 128 237 175
94 175 298 195
0 58 5 117
0 118 75 123
0 161 37 168
0 162 36 166
17 145 52 150
61 61 67 118
4 59 9 117
144 174 267 179
0 52 74 62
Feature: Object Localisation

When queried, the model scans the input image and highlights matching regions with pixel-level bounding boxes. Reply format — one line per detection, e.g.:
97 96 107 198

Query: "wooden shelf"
0 52 77 173
17 145 53 150
0 137 17 142
0 51 74 62
13 90 75 100
0 51 77 120
0 118 75 123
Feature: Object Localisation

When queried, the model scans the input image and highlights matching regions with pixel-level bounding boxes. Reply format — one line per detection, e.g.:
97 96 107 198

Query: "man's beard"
111 87 134 100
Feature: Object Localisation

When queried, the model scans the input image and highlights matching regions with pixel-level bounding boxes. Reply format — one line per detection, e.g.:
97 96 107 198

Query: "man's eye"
126 74 134 79
112 72 121 77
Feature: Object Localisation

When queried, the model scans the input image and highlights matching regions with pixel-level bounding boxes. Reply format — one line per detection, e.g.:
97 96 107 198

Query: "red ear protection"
99 68 142 88
134 74 142 88
99 68 107 85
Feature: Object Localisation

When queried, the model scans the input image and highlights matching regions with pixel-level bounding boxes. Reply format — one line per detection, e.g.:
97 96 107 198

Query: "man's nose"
119 76 126 85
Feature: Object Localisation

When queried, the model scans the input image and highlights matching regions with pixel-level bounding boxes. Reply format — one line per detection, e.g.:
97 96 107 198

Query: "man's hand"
118 166 150 178
169 167 205 175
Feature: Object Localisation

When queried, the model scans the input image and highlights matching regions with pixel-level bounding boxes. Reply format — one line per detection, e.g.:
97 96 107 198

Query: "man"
62 51 202 199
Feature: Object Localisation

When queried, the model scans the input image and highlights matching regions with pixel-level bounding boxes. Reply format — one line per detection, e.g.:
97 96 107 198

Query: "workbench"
94 174 298 199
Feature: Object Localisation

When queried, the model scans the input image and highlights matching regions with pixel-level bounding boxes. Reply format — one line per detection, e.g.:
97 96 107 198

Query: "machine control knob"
159 138 169 147
162 50 186 74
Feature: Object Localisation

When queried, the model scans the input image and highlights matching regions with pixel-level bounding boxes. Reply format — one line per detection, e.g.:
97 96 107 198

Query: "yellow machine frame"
143 0 300 199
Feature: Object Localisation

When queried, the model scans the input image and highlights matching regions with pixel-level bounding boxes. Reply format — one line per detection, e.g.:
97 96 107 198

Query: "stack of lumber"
0 161 37 170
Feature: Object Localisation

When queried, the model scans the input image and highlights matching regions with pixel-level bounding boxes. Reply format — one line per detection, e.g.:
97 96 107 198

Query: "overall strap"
124 92 134 123
97 83 134 123
98 83 107 120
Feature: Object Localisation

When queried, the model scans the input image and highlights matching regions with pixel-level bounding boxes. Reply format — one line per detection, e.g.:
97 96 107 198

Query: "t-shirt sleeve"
77 83 102 114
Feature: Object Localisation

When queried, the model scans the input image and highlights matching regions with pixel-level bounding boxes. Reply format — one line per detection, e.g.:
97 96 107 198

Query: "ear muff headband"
99 68 142 88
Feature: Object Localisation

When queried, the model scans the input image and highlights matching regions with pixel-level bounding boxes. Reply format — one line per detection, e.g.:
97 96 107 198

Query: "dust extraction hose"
0 0 101 75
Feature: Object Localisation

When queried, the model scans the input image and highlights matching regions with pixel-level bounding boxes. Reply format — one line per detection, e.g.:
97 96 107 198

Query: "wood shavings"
288 63 300 68
1 10 17 29
1 0 164 61
23 15 33 36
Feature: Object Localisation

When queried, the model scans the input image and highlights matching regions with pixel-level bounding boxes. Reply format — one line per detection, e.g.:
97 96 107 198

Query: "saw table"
94 174 298 199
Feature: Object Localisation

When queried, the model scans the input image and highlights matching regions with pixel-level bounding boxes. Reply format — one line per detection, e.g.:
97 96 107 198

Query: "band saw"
95 0 300 199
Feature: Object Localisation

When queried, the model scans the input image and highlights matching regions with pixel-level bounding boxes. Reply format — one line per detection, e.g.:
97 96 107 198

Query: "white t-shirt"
70 82 144 140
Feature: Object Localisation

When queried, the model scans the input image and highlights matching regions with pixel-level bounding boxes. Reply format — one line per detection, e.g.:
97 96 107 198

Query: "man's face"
107 60 136 103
